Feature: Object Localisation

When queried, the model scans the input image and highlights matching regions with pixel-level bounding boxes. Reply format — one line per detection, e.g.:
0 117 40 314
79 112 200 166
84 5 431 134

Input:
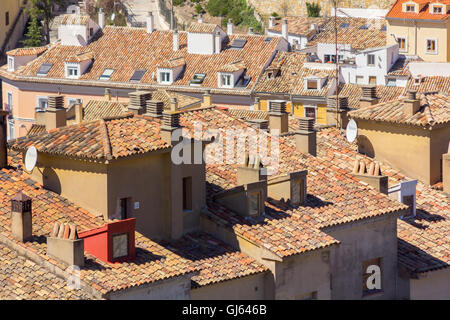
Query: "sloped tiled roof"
348 92 450 126
1 26 283 92
60 14 91 25
254 51 335 97
82 100 128 121
9 114 171 160
339 83 406 109
227 109 269 121
0 243 94 300
6 46 48 57
187 22 218 33
386 0 450 21
406 76 450 95
316 127 450 274
307 17 386 50
26 124 47 137
151 89 201 110
268 16 329 38
388 55 423 77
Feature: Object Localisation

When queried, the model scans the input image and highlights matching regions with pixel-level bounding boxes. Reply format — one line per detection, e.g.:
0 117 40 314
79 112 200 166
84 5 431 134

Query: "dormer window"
431 4 444 14
65 63 80 79
307 79 318 90
7 56 14 71
405 4 416 12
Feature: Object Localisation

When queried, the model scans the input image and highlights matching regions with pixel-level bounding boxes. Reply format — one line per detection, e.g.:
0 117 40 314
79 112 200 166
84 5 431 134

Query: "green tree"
26 0 62 44
306 2 321 17
22 17 42 47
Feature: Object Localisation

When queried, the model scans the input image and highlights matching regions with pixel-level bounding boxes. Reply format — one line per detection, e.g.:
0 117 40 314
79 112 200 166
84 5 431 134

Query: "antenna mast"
333 0 340 129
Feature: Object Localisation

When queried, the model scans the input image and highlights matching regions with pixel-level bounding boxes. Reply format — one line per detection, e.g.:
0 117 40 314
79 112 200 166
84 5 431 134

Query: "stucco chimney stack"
128 91 152 115
202 90 212 107
105 88 111 101
237 154 266 185
403 90 421 117
146 100 164 118
327 95 349 128
147 12 154 33
75 102 83 124
11 192 33 242
253 97 261 110
360 85 379 108
170 97 178 111
269 16 275 29
160 111 181 145
46 95 66 130
215 31 221 53
268 100 288 134
227 19 233 35
173 29 179 51
351 160 388 194
98 8 105 29
282 18 288 40
295 117 316 156
443 143 450 194
47 222 85 267
0 110 8 169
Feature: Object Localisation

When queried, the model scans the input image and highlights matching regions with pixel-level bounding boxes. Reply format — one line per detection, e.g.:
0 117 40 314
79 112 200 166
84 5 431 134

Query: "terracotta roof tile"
406 76 450 95
268 16 329 38
339 83 406 109
82 100 128 121
388 55 423 76
59 14 91 25
6 46 48 57
386 0 450 21
187 22 219 33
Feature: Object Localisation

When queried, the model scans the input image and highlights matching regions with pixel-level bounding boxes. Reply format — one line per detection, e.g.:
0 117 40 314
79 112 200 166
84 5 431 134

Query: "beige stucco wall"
0 0 24 51
191 272 268 300
410 268 450 300
324 213 399 299
387 19 450 62
354 119 444 185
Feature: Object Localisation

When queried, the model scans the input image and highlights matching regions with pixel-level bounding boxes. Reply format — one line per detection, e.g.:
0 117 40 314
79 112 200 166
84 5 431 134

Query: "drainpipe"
414 20 417 56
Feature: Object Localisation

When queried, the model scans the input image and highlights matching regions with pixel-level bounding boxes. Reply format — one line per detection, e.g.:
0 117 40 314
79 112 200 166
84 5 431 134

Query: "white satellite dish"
24 146 37 172
346 119 358 143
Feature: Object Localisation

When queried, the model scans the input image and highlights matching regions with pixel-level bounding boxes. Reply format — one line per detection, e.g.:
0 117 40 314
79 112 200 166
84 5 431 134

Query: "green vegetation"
306 2 321 17
25 0 62 44
271 12 279 17
22 17 42 47
174 0 186 6
206 0 263 33
87 0 127 26
195 4 206 14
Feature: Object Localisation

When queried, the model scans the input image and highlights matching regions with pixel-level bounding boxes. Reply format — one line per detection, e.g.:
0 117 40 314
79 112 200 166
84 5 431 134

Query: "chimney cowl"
407 90 417 100
173 29 179 51
295 117 316 156
146 11 154 33
128 91 151 115
361 85 377 100
11 192 33 242
146 100 164 117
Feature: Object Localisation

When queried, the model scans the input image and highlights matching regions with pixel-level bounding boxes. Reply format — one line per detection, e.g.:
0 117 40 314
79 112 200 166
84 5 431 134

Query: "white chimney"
198 14 203 23
98 8 105 29
269 16 275 29
215 31 221 53
282 18 288 40
147 12 154 33
248 27 254 35
227 19 233 35
173 29 179 51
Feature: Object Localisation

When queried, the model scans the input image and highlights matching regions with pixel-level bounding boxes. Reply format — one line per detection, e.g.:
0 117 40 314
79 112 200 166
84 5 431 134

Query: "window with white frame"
6 92 13 111
36 96 48 111
356 75 364 84
7 56 14 71
405 4 415 12
66 64 79 78
432 5 443 14
99 68 115 81
425 39 437 54
220 74 232 87
367 54 375 66
159 71 171 83
7 120 14 140
304 106 316 119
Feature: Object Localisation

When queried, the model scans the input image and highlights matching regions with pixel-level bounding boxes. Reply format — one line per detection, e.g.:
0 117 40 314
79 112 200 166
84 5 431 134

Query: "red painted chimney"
78 218 136 264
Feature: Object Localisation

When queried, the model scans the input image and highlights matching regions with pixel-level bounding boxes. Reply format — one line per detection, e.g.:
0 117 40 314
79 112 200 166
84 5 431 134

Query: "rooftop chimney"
327 95 349 128
75 101 83 124
45 95 66 130
161 111 181 145
98 8 105 29
248 27 254 35
170 97 178 111
11 192 32 242
227 19 233 35
147 12 154 33
352 160 388 194
0 110 8 169
215 31 221 53
128 91 151 115
146 100 164 118
268 100 288 134
282 18 288 40
360 85 379 108
295 117 316 156
202 90 212 107
403 90 421 117
268 170 307 205
269 16 275 29
253 97 261 110
443 144 450 194
173 29 179 51
237 154 266 185
248 119 269 131
105 88 111 101
47 222 84 267
198 14 203 23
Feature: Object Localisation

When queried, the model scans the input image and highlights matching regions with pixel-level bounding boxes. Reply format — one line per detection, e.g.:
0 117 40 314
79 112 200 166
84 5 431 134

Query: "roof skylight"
130 69 146 82
340 23 350 28
230 39 247 49
36 63 53 76
99 68 114 81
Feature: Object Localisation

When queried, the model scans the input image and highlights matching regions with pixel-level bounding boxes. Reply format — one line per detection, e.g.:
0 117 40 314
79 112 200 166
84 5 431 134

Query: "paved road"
123 0 169 30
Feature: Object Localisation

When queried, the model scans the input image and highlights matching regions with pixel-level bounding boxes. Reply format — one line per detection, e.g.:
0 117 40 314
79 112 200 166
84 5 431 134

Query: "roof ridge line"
99 119 112 160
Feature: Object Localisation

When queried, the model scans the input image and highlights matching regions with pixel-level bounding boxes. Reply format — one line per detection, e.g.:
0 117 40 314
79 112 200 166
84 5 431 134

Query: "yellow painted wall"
0 0 23 48
387 19 450 62
260 99 328 125
317 105 327 125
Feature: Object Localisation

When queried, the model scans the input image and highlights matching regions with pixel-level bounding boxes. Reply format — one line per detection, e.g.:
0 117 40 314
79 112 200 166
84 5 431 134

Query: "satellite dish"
24 146 37 172
346 119 358 143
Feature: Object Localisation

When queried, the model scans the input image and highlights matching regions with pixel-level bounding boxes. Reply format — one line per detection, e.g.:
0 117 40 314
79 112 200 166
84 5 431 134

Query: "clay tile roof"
307 17 386 50
0 243 94 299
82 100 128 121
316 127 450 274
406 76 450 95
269 16 329 37
157 57 186 69
2 27 282 91
6 46 48 57
178 107 406 258
388 55 423 76
9 115 170 160
187 22 219 33
339 83 406 109
26 124 47 137
218 60 246 72
227 109 269 121
151 89 201 110
162 232 268 288
386 0 450 21
59 14 91 25
66 51 94 63
254 51 335 96
348 92 450 126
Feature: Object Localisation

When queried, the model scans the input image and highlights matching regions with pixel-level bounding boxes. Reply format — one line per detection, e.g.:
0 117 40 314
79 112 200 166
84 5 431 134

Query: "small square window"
367 54 375 66
99 68 115 80
221 74 232 87
433 5 442 14
67 67 78 78
305 107 316 119
112 233 129 259
307 80 318 90
160 71 171 83
397 37 406 51
369 76 377 84
405 4 415 12
426 39 437 53
37 97 48 111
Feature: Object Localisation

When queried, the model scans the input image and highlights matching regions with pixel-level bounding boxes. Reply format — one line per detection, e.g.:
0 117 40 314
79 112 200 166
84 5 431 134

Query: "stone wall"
247 0 395 18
